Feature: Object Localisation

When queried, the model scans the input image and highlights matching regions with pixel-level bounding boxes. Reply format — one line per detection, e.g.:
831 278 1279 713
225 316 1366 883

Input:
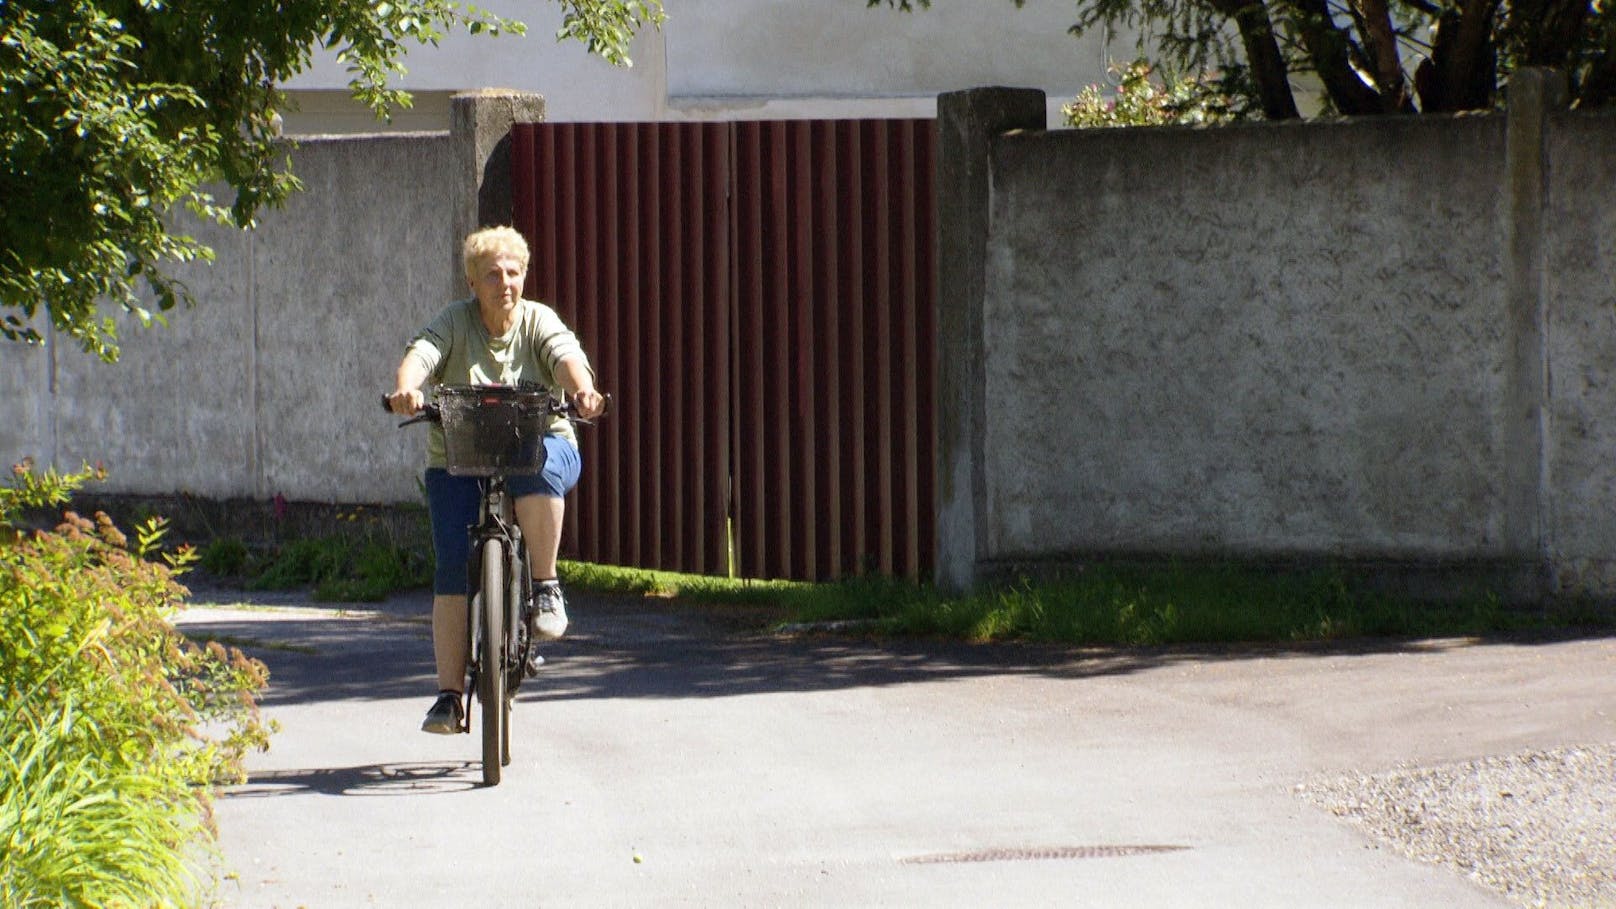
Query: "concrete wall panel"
249 134 457 504
1544 111 1616 592
982 116 1513 561
1 132 459 506
0 327 57 475
47 219 256 499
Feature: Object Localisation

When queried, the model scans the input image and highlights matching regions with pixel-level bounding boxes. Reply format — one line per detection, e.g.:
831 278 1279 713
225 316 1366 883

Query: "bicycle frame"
388 383 605 787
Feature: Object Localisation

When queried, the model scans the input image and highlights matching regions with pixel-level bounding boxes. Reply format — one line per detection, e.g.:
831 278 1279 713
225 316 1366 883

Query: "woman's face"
470 252 526 314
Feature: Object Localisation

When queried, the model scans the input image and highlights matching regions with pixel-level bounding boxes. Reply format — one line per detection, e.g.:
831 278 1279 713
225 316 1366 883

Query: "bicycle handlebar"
381 387 610 428
380 398 441 427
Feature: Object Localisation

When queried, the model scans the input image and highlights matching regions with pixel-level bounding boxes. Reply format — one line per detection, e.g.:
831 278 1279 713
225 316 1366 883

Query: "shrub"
0 699 203 907
247 534 430 602
1064 59 1241 128
0 460 273 907
197 537 250 577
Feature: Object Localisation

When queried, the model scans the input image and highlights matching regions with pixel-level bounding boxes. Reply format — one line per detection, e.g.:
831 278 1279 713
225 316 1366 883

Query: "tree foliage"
0 0 662 362
1064 58 1243 125
878 0 1615 120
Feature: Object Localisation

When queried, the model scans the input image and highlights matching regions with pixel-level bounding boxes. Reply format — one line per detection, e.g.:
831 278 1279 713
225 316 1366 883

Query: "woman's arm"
386 353 432 415
555 354 605 419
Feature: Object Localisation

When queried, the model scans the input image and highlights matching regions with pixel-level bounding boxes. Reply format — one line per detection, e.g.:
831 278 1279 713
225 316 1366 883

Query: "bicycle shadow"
224 761 481 798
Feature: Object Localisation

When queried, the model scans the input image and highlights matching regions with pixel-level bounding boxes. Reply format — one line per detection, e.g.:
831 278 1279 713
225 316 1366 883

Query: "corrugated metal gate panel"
511 119 934 581
512 122 732 576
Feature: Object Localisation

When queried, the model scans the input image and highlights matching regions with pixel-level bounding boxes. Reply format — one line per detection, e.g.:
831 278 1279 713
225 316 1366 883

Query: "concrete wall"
10 77 1615 600
0 93 541 507
938 76 1616 599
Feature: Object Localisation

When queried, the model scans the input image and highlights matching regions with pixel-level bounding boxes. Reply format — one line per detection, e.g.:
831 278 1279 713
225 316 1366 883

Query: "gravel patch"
1298 743 1616 908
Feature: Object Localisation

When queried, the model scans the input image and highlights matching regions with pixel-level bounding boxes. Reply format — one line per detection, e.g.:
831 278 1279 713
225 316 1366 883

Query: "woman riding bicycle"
385 226 607 735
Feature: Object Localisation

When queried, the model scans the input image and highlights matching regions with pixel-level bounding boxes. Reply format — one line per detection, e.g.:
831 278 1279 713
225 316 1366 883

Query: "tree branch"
1578 21 1616 107
1508 0 1591 66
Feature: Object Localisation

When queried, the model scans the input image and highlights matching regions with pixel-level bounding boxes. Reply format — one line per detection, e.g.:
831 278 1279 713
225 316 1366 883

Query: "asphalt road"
178 586 1616 908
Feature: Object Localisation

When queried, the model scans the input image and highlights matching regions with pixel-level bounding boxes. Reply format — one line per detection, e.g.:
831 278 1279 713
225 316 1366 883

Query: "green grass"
559 560 1616 646
0 700 206 908
558 559 810 603
204 531 1615 646
200 535 431 603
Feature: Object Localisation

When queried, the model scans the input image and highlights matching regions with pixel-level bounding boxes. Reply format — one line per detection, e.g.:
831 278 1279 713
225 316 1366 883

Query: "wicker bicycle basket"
436 385 554 477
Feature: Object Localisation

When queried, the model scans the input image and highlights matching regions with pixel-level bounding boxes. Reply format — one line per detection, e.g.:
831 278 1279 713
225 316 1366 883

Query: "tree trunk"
1351 0 1413 110
1439 0 1502 110
1212 0 1302 118
1284 0 1389 114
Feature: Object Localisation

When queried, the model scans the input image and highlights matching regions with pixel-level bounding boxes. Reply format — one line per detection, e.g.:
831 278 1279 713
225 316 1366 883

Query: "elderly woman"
386 225 606 734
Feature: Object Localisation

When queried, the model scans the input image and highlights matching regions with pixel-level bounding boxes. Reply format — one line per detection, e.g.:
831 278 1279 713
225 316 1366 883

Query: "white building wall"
279 0 1118 131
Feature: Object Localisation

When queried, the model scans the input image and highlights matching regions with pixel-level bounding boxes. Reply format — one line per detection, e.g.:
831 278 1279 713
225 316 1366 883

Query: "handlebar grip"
383 393 440 426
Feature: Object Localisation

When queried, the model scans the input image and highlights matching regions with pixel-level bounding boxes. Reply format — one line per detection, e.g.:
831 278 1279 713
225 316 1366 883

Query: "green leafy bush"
1064 59 1240 128
247 533 430 602
197 537 250 577
190 505 432 602
0 460 273 907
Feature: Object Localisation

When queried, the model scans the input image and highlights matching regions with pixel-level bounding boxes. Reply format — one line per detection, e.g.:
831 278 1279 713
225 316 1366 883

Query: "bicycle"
387 383 600 786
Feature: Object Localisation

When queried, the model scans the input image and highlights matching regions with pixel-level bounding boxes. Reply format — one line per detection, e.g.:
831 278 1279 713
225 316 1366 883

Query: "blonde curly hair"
462 226 531 283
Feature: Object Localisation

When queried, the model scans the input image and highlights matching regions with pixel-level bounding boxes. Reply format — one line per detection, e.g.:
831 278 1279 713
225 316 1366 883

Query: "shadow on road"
224 761 481 798
180 587 1614 712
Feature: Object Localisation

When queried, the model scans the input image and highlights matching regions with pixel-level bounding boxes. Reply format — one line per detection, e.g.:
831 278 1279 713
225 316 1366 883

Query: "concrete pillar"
449 89 546 296
934 87 1045 592
1501 68 1567 595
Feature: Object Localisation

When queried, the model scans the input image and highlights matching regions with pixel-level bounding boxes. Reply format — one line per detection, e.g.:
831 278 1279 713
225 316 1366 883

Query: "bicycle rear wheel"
478 538 507 786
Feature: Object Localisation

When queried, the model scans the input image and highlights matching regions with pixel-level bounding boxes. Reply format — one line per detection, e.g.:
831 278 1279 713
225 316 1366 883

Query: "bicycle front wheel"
478 538 507 786
502 550 528 767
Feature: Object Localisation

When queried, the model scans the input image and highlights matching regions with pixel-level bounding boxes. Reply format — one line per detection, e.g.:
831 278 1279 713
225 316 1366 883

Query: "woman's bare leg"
433 593 468 691
514 494 566 579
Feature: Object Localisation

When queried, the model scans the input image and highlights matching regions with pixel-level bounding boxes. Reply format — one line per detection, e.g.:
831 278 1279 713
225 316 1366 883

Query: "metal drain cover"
901 845 1190 865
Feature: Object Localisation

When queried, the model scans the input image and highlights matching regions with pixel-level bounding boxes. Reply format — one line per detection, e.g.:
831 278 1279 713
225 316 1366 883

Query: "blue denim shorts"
424 434 581 595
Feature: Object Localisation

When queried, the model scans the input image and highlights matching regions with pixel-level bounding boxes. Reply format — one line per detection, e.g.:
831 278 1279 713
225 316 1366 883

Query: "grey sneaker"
421 691 464 734
530 580 569 640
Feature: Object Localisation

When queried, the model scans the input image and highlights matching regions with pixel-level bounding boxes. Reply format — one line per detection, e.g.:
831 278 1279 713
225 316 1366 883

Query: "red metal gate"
510 119 935 582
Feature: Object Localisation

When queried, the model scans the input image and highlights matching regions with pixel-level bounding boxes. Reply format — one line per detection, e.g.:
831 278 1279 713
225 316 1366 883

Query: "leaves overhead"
0 0 662 362
874 0 1615 121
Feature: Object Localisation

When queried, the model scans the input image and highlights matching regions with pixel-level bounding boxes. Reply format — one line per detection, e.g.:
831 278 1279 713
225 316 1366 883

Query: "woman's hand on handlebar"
571 388 607 420
386 388 425 416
